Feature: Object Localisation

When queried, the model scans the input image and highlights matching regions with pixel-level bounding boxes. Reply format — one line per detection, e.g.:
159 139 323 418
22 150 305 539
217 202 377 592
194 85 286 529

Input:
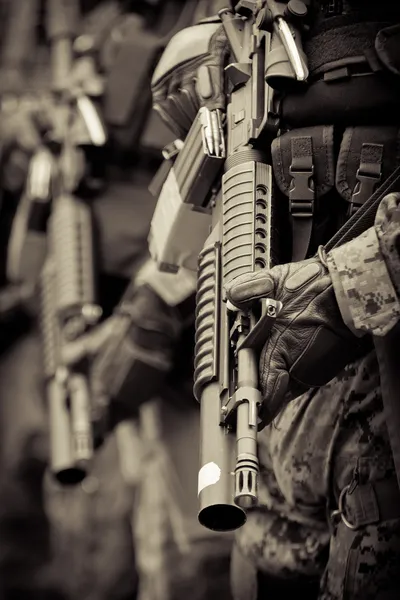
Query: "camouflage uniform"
327 193 400 337
0 2 233 599
232 155 400 598
229 0 400 596
141 1 400 596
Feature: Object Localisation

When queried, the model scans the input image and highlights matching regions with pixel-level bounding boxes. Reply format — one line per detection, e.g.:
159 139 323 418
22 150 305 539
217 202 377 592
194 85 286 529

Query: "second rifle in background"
40 0 106 484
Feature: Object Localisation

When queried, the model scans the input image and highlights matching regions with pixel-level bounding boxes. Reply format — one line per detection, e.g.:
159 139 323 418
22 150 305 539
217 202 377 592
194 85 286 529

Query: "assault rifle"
39 0 106 484
149 0 309 531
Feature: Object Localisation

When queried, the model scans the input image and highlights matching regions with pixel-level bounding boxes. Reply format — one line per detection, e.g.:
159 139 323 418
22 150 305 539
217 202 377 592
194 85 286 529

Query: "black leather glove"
62 284 185 434
225 248 370 424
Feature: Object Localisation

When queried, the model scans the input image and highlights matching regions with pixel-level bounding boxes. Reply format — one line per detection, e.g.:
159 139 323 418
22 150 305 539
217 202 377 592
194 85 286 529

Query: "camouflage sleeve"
375 192 400 296
325 192 400 337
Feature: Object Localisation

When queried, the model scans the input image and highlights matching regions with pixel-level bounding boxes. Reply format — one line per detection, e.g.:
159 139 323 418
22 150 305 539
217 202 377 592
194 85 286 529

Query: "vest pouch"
271 125 336 260
281 19 400 129
376 24 400 77
335 125 400 218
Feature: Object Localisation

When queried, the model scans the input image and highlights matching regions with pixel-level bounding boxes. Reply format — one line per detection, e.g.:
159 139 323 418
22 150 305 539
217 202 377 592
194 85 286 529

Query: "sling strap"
325 164 400 251
288 136 315 260
325 164 400 498
349 142 383 218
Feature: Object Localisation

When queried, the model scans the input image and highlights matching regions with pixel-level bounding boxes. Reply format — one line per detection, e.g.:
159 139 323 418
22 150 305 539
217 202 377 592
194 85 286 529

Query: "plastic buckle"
289 165 315 218
349 168 381 217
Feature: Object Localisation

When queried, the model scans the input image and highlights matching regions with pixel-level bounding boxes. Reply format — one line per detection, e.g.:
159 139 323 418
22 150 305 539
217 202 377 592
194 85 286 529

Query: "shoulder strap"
325 164 400 494
325 164 400 252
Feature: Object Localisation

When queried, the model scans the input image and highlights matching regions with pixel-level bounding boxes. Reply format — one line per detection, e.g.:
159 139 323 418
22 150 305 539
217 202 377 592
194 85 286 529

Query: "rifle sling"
325 164 400 496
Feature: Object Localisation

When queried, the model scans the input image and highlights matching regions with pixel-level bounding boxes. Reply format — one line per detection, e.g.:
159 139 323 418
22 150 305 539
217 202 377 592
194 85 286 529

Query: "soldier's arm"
325 193 400 337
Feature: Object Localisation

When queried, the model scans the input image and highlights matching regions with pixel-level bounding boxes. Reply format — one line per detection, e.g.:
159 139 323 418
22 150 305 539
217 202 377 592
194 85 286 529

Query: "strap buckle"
289 165 315 218
349 168 381 217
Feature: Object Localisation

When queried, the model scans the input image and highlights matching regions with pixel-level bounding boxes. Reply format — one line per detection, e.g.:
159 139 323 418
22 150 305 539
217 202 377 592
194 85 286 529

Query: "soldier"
216 1 400 599
226 195 400 599
101 1 400 599
0 1 233 599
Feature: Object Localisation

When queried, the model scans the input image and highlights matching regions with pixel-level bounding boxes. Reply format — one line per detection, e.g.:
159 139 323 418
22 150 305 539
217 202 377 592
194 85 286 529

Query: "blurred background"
0 1 232 599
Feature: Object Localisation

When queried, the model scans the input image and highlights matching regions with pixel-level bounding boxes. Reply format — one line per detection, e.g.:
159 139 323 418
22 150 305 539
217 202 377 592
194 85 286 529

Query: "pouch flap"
375 24 400 76
271 125 335 198
336 126 400 202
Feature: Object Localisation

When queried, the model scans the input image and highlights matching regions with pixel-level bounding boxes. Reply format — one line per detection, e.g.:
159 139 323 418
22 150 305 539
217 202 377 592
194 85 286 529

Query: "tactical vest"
271 0 400 261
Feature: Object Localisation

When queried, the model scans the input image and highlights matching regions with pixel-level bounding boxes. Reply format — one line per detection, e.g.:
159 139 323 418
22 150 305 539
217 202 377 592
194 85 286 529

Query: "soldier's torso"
235 0 400 583
267 0 400 260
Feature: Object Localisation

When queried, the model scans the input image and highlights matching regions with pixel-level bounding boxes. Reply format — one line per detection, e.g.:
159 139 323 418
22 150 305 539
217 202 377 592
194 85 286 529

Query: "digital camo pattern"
326 226 400 336
235 350 400 598
320 517 400 599
375 192 400 298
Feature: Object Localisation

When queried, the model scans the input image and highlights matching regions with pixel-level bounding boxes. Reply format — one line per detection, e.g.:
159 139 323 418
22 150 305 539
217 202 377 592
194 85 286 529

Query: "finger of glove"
166 93 195 132
129 319 180 351
154 78 199 138
197 26 230 111
289 325 368 389
61 318 117 365
152 103 181 138
126 286 183 341
164 94 194 135
31 105 54 138
92 333 171 402
261 369 290 426
283 261 331 303
90 387 109 427
196 64 226 111
225 270 276 309
152 55 203 100
257 327 292 426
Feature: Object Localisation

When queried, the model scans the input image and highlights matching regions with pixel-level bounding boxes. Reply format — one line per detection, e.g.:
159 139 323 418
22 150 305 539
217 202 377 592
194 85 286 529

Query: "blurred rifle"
37 0 106 484
148 0 310 531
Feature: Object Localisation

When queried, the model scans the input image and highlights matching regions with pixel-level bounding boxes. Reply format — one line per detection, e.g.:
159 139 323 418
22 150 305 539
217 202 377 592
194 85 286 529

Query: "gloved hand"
0 97 51 192
151 19 230 138
62 283 185 436
225 247 369 425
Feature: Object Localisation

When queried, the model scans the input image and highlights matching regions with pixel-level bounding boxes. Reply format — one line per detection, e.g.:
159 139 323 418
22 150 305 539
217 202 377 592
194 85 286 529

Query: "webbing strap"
349 143 383 217
289 136 315 261
325 164 400 251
